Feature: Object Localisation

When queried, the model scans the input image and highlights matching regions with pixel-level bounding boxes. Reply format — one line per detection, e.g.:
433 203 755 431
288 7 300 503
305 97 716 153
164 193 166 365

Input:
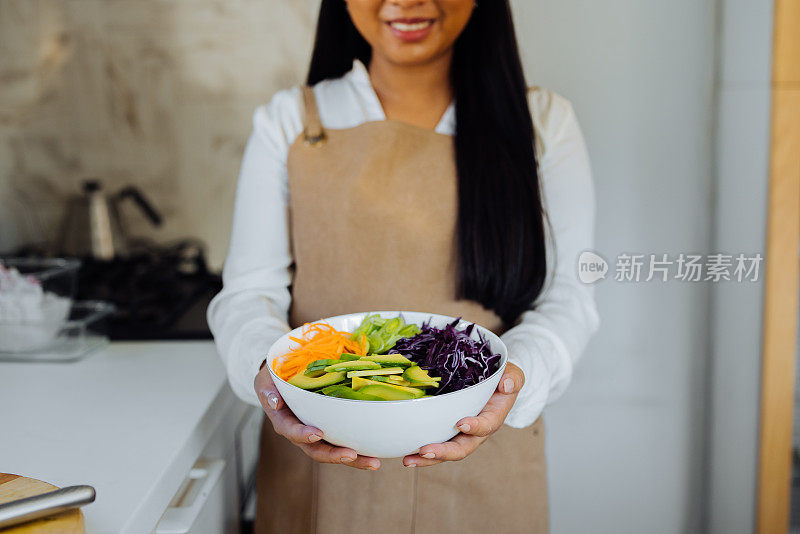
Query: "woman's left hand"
402 363 525 467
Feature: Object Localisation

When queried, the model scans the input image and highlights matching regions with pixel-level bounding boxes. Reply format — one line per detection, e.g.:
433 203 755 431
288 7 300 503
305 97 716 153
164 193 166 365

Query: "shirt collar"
345 59 455 135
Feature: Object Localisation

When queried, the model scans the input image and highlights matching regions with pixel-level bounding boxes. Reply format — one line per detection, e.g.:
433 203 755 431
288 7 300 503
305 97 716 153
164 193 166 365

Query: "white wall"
707 0 772 532
509 1 718 532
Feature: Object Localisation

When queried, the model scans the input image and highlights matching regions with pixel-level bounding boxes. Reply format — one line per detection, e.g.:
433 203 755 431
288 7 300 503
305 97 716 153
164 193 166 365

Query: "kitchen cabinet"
0 341 260 534
154 406 262 534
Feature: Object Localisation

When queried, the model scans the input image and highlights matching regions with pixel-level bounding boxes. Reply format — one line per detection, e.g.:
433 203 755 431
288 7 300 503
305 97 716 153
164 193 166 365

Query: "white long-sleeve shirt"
207 60 599 428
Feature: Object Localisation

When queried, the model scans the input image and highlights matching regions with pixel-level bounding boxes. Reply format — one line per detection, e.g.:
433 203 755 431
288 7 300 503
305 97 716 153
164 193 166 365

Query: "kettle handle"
114 186 163 226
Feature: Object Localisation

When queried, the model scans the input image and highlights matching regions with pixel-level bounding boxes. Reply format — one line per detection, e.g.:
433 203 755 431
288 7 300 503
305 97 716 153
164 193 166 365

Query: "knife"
0 485 96 529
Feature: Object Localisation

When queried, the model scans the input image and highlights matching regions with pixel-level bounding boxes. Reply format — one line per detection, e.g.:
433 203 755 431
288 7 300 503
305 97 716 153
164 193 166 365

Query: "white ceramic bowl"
267 311 507 458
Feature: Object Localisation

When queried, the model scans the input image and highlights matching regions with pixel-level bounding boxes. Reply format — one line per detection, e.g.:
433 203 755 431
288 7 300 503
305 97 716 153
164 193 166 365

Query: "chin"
382 44 447 66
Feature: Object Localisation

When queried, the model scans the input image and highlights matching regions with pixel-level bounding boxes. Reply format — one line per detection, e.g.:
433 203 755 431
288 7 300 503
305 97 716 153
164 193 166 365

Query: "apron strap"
301 86 326 146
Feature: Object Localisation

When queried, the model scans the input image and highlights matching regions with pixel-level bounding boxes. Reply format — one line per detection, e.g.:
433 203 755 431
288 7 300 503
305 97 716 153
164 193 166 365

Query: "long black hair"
307 1 546 325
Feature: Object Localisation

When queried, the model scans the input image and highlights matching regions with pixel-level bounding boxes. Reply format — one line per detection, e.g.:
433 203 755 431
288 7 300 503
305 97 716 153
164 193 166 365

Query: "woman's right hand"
254 365 381 470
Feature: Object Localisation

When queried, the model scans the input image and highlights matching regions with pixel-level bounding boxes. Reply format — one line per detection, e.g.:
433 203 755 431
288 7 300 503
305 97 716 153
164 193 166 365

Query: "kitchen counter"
0 341 248 534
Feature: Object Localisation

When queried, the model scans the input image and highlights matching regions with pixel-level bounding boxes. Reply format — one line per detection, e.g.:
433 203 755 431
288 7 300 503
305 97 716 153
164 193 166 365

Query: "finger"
342 455 382 470
269 409 324 444
456 413 496 437
403 453 441 468
300 442 381 470
254 367 285 412
456 391 515 437
404 435 483 467
497 362 525 395
253 366 378 469
416 434 485 463
254 367 325 444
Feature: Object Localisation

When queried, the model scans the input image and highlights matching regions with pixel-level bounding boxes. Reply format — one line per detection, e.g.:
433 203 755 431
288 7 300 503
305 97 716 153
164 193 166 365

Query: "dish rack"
0 300 115 363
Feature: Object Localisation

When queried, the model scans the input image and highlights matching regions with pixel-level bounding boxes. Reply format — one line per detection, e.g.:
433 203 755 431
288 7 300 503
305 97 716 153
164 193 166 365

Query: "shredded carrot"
273 322 367 381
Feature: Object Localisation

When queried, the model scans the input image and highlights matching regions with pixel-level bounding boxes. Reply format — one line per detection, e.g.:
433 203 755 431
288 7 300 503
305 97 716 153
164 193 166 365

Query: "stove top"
11 240 222 341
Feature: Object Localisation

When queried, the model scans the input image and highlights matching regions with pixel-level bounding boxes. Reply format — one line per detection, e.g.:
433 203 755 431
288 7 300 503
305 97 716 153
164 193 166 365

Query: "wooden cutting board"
0 474 84 533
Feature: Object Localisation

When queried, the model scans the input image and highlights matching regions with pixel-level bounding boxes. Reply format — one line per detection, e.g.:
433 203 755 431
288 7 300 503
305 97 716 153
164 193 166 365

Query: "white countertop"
0 341 238 534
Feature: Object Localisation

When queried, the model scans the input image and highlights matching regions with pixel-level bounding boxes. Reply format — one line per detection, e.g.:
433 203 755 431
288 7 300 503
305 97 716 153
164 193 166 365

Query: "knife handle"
0 485 96 529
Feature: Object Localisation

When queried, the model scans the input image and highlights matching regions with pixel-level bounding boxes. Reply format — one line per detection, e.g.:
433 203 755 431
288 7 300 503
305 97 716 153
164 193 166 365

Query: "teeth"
390 20 432 32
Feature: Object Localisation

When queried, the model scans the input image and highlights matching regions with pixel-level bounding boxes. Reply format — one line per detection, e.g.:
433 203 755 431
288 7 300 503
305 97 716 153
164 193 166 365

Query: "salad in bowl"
266 311 507 457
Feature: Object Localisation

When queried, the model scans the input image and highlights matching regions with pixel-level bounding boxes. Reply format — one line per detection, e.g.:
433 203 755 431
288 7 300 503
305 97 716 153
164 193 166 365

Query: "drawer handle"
154 458 225 534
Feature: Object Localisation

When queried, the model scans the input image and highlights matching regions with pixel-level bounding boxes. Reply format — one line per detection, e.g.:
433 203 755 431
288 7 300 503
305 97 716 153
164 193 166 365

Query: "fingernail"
421 452 435 459
405 463 417 468
341 456 355 463
458 423 471 433
367 465 379 471
267 392 279 409
503 378 514 394
308 434 322 443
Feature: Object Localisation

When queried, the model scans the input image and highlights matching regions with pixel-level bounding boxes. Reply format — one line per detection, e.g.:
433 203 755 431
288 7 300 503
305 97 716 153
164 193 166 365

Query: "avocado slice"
403 365 440 384
359 354 414 367
381 382 426 398
339 353 361 362
303 368 328 378
351 376 387 390
386 375 437 388
371 375 414 387
358 383 425 400
386 375 410 383
324 360 381 372
320 385 383 400
347 367 405 378
357 380 425 398
288 371 347 390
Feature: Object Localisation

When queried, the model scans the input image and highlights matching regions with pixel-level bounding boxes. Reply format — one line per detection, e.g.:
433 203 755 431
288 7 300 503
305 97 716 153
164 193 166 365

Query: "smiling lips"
386 18 435 42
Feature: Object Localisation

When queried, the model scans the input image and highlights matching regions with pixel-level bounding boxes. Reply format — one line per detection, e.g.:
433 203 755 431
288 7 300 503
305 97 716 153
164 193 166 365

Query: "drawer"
236 407 263 497
153 458 231 534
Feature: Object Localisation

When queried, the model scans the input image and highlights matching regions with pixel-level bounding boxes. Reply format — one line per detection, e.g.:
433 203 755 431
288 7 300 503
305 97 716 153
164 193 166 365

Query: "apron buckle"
303 129 327 147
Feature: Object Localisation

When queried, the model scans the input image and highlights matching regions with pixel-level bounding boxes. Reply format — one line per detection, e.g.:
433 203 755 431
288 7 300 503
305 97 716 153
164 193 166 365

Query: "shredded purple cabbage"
389 318 501 394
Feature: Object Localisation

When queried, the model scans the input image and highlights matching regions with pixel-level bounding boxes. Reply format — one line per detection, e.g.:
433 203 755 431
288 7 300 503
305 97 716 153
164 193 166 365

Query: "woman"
208 0 599 532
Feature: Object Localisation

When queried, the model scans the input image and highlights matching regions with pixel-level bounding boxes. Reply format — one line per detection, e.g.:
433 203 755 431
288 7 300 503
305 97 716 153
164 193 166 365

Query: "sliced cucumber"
307 359 339 368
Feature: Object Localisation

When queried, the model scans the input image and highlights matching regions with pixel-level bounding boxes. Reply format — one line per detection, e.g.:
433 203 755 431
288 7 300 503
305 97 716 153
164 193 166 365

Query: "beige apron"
256 87 547 534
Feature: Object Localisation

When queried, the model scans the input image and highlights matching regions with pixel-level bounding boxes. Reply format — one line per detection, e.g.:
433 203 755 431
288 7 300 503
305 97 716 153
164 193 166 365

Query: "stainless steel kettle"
60 180 162 260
